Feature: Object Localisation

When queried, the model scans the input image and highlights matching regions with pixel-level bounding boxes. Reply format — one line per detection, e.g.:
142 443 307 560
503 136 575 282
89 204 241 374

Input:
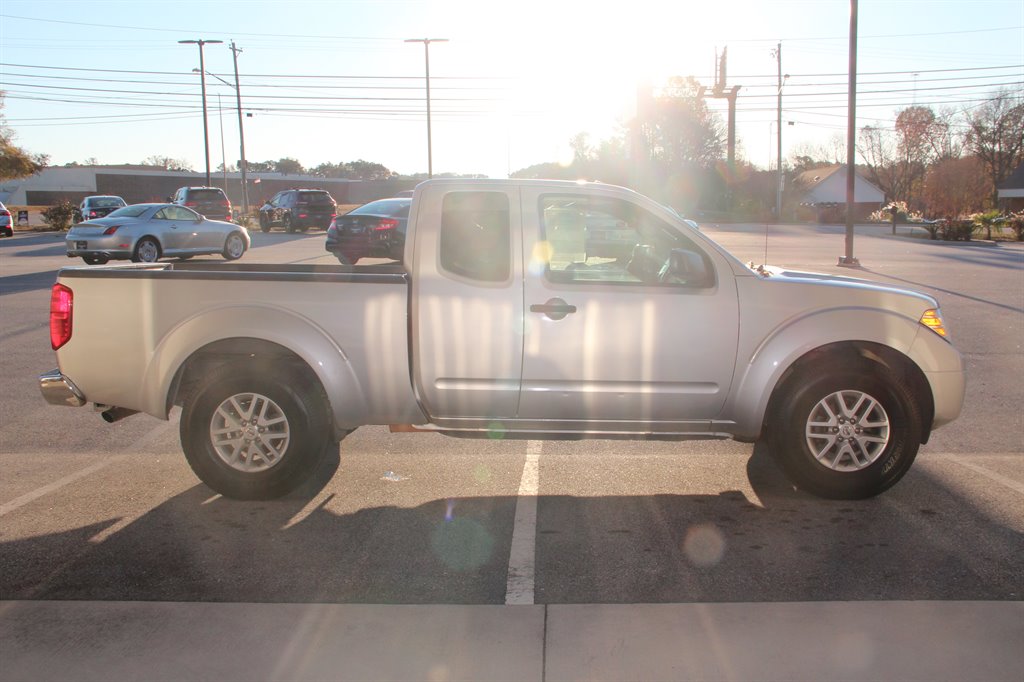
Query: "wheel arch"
725 307 934 442
140 306 367 439
763 341 934 444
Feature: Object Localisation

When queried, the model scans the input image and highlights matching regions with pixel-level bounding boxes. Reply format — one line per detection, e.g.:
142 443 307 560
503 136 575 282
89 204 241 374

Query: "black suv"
170 187 233 222
258 189 337 233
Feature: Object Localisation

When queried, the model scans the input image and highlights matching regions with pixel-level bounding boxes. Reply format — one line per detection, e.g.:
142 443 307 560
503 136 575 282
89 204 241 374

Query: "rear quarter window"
439 192 510 283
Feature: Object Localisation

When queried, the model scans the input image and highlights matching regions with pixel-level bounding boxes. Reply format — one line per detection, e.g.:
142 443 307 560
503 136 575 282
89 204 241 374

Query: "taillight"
88 210 98 218
185 201 197 207
102 225 119 235
375 218 399 231
0 209 10 217
298 212 308 219
50 283 73 350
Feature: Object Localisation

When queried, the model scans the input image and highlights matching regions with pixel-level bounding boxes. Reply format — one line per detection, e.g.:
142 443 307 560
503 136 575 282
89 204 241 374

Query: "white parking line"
940 454 1024 495
0 456 125 517
505 440 541 605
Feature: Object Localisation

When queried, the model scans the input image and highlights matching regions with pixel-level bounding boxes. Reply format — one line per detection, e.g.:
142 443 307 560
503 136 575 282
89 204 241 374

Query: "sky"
1 0 1022 180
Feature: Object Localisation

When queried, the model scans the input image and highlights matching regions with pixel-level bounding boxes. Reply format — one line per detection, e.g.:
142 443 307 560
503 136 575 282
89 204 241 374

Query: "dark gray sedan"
65 203 250 265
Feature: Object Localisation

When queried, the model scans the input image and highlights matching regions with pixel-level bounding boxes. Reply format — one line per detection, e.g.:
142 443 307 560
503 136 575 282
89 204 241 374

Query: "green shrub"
1006 212 1024 241
41 201 77 231
940 219 975 241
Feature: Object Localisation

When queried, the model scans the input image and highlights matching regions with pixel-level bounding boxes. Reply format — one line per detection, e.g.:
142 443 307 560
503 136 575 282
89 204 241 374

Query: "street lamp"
405 38 448 178
179 39 223 186
193 54 250 215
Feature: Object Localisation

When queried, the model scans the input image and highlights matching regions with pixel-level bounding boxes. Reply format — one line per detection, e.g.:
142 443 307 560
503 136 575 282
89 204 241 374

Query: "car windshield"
105 205 150 218
298 192 335 205
351 199 410 217
91 198 124 208
188 190 226 201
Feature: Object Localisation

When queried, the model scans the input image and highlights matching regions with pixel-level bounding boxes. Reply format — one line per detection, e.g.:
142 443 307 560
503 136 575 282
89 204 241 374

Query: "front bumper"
39 369 86 407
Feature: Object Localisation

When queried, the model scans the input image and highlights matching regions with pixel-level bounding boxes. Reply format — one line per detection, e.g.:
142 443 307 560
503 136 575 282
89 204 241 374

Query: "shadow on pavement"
3 440 1019 605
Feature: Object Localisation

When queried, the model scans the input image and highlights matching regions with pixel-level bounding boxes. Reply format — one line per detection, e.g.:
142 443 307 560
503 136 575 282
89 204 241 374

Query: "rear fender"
141 305 366 432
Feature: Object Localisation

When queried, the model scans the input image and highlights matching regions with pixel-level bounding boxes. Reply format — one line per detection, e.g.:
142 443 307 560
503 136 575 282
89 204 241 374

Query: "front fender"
139 304 366 428
725 307 923 440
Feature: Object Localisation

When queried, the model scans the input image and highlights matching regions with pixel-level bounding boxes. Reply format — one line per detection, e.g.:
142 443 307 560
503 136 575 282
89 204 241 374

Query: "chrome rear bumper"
39 369 86 407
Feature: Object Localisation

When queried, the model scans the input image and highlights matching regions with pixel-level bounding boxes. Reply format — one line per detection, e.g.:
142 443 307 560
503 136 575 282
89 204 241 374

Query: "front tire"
131 237 161 263
284 214 295 233
769 360 922 499
222 232 246 260
259 213 270 233
180 363 332 500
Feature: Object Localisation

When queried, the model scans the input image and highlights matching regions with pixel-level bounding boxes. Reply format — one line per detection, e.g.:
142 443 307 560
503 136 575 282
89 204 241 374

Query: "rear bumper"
39 369 86 407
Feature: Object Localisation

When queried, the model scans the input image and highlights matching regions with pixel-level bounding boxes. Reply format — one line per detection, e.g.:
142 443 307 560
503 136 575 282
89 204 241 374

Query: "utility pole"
405 38 448 178
839 0 861 267
230 41 250 216
711 48 741 168
178 39 223 186
776 42 784 221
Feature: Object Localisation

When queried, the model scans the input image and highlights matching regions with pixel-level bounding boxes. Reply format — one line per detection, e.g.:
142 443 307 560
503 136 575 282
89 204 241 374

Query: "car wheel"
180 363 332 500
82 254 109 265
1 226 13 238
131 237 161 263
769 359 922 500
259 213 270 233
283 214 295 233
222 232 246 260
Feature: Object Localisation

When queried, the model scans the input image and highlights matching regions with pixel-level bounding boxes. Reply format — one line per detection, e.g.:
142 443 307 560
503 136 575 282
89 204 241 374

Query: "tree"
141 155 193 171
639 76 725 170
965 88 1024 205
0 91 47 181
919 156 991 218
274 157 304 175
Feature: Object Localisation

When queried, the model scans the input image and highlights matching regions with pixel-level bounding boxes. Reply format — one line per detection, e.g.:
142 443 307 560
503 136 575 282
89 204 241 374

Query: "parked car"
170 187 232 222
257 189 337 233
76 195 127 222
325 197 411 263
65 203 249 264
0 202 12 237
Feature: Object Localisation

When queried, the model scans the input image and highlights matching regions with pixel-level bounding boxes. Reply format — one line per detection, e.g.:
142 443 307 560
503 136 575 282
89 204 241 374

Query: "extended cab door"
516 186 739 430
410 184 524 423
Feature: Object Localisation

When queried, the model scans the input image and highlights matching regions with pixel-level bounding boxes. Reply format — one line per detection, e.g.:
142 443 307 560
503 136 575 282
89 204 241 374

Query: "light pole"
179 39 223 186
773 41 790 222
405 38 448 178
194 60 249 214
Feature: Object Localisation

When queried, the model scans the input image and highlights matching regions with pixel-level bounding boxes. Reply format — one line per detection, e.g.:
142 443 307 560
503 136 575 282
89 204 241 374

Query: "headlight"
919 308 949 340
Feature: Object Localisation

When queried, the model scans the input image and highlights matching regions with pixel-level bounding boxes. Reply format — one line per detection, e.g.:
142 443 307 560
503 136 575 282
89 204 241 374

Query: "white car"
0 202 12 237
65 203 250 265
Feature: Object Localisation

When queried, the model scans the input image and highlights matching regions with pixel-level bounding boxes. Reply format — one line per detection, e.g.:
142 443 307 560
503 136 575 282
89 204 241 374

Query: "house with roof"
996 162 1024 212
792 165 885 223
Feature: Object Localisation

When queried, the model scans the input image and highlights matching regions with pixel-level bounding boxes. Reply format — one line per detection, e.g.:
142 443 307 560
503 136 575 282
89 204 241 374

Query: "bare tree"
965 88 1024 205
0 91 47 181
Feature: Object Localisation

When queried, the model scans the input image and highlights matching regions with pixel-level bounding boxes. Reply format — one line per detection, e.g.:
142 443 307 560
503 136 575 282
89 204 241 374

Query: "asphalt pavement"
1 224 1021 681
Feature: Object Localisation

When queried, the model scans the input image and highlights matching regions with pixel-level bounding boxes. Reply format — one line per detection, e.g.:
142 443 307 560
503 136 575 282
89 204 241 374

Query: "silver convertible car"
65 203 250 265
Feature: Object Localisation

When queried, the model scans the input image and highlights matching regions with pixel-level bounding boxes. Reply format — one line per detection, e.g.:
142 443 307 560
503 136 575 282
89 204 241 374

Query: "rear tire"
82 254 109 265
769 360 922 499
180 363 332 500
131 237 161 263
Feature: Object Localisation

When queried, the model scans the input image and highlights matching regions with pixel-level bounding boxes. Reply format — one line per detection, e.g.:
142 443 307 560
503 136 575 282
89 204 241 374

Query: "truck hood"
759 264 938 308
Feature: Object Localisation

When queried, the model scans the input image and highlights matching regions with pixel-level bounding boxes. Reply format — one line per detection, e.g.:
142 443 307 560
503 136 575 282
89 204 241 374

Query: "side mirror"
668 248 713 287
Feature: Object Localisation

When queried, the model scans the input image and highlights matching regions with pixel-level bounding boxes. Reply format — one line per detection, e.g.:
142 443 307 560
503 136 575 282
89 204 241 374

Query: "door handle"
530 298 577 321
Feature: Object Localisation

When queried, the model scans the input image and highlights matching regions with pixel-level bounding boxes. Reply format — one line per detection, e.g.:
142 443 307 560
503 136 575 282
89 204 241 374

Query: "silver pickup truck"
39 179 965 501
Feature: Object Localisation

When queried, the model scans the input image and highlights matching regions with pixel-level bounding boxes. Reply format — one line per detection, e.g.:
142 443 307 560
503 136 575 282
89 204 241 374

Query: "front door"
516 188 739 431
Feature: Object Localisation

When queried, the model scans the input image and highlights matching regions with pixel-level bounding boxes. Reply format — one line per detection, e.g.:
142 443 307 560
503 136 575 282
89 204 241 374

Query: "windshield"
350 199 410 217
298 192 335 205
90 198 125 208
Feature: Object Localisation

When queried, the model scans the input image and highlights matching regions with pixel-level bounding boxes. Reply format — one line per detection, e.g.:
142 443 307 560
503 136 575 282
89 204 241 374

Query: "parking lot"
1 223 1022 679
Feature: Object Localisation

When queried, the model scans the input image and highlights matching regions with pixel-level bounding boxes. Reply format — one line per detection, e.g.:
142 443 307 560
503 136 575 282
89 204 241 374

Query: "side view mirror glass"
668 248 713 287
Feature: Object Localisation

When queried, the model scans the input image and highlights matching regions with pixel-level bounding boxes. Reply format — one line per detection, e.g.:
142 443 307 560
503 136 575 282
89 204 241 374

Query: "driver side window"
538 195 710 287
